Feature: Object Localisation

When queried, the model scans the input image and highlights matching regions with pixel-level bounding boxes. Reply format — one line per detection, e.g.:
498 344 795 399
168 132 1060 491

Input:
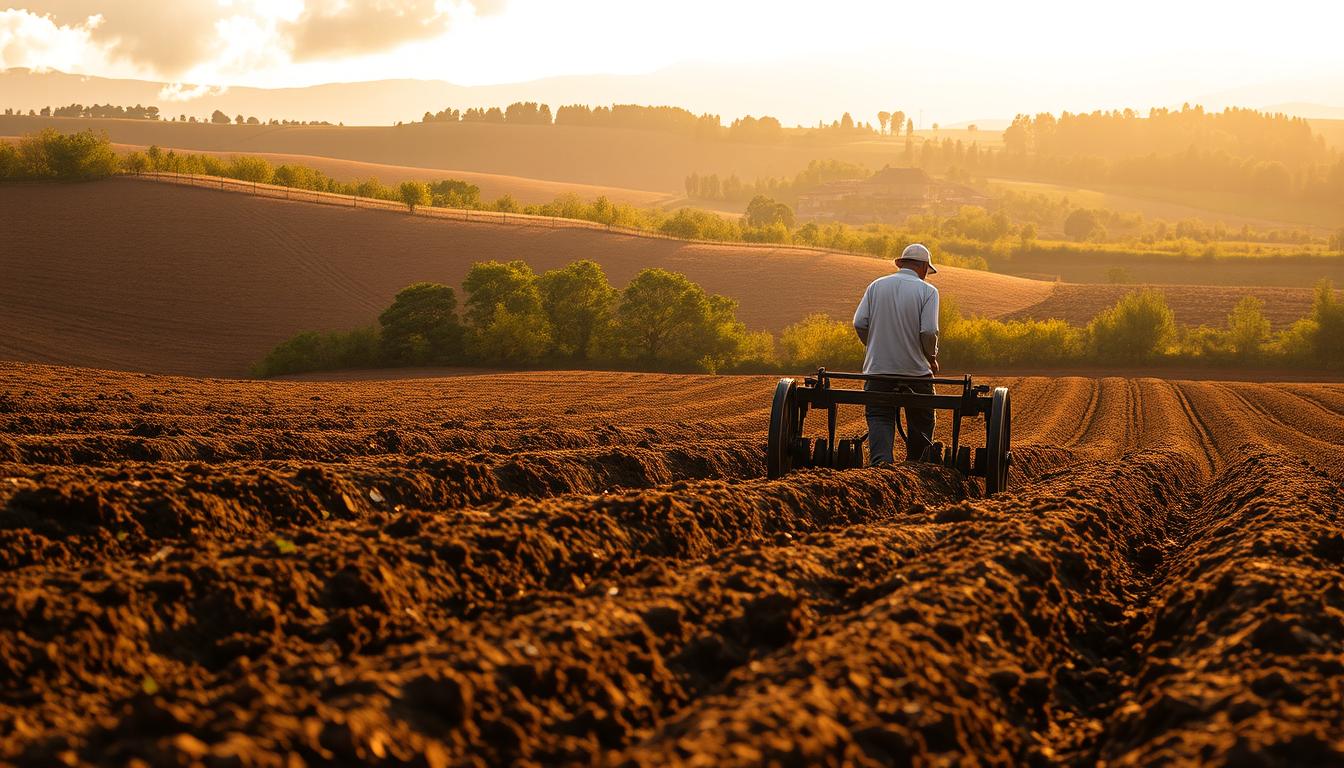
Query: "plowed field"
2 362 1342 766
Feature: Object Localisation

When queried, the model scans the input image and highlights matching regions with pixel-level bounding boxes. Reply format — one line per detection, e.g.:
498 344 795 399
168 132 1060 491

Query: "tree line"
997 105 1342 209
259 265 1343 378
684 159 872 204
757 282 1343 374
255 260 770 376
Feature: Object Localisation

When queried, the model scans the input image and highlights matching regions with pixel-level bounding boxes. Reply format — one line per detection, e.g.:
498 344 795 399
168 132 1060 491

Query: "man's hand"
929 358 940 374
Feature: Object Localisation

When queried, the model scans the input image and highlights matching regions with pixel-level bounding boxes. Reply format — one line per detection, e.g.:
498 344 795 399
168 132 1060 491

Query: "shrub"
398 180 430 212
943 317 1086 367
9 129 117 180
429 179 481 208
253 326 381 377
1088 289 1176 362
725 330 779 372
778 314 865 370
378 282 463 365
1226 295 1270 360
227 155 273 184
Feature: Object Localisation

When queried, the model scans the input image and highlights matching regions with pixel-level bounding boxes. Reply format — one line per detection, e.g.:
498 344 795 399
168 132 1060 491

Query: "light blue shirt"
853 268 940 376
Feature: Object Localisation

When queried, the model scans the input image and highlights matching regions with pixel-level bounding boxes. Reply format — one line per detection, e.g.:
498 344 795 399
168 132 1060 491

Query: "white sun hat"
899 243 937 274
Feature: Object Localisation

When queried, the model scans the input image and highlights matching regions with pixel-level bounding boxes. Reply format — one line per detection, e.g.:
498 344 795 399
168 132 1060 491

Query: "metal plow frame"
767 369 1012 494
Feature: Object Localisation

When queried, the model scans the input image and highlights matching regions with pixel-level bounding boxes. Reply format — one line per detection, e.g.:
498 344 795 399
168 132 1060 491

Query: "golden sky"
2 0 1342 124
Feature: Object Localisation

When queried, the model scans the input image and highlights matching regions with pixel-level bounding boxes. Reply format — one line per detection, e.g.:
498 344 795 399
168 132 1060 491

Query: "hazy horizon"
3 1 1343 127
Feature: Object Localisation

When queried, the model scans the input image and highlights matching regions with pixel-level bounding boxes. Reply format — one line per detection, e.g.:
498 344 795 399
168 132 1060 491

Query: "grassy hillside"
0 178 1050 377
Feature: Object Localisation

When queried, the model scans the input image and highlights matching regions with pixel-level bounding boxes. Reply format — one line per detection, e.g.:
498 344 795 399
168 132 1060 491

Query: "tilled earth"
1 363 1342 766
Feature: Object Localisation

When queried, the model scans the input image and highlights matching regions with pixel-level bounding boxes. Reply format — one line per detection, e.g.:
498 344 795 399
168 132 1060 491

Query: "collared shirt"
853 268 940 376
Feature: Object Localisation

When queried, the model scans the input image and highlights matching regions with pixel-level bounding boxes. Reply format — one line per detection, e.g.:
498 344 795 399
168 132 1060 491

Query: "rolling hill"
0 178 1053 378
103 144 675 206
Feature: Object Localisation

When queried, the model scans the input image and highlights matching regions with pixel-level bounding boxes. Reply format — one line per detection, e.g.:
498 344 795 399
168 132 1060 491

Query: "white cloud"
0 8 102 72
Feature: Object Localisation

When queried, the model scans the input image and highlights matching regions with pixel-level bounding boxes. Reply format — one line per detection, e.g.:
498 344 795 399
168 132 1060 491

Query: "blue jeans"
865 379 936 464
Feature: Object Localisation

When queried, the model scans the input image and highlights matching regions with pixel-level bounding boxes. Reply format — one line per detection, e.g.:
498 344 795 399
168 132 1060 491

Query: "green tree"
537 260 617 360
905 117 914 136
1226 295 1270 359
462 260 552 362
378 282 464 365
744 195 795 228
1308 280 1344 367
211 109 230 124
1064 208 1105 241
1088 289 1177 362
877 111 891 134
398 180 430 212
614 268 746 369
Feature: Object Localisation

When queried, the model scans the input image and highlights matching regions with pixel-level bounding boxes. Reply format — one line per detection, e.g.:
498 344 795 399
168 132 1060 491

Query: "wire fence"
126 171 856 258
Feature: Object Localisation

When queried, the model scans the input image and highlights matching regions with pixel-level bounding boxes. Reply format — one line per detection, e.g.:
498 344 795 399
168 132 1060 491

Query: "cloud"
157 82 228 103
0 8 100 72
286 0 454 60
11 1 245 76
5 1 507 80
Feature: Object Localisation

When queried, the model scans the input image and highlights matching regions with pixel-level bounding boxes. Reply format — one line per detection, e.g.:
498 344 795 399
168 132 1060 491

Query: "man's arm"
920 289 940 373
853 287 872 345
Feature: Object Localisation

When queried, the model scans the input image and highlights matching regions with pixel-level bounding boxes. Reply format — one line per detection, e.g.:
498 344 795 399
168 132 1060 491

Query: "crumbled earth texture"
1 362 1342 766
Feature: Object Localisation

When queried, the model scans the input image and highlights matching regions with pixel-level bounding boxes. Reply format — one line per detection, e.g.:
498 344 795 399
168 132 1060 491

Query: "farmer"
852 243 940 465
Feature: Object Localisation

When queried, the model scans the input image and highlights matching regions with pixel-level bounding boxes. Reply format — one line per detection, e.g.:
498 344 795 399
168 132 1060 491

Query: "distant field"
102 143 674 206
0 115 944 194
989 248 1343 288
986 177 1334 234
0 178 1051 377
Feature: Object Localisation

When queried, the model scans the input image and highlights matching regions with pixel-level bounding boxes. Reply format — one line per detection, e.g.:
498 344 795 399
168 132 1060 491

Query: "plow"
767 369 1013 493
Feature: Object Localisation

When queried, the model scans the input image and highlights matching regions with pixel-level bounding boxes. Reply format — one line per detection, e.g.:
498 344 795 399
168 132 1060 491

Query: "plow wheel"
767 379 806 479
985 387 1012 494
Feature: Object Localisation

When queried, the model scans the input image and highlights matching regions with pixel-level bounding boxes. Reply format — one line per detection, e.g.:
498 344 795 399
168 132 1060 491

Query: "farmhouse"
796 166 990 223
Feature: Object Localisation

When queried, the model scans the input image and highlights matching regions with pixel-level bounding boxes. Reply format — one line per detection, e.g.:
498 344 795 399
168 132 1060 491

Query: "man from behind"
852 243 941 465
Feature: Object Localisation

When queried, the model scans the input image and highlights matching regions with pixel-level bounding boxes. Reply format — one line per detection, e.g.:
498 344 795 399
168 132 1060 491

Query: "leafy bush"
252 326 381 377
778 314 864 370
943 317 1086 367
1088 289 1176 362
2 129 118 180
